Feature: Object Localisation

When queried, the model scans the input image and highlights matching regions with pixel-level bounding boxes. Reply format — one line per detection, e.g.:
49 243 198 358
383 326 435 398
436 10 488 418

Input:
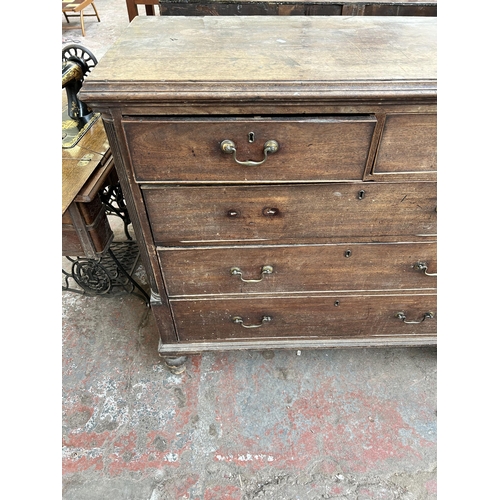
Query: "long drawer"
170 294 437 341
158 242 437 297
143 182 437 244
123 116 377 182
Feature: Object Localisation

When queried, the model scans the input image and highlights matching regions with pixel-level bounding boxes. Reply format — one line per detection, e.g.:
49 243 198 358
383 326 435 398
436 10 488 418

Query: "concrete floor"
62 2 437 498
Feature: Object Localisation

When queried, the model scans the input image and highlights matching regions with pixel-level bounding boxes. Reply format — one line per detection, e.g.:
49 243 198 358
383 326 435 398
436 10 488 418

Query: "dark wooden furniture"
80 16 437 370
62 95 150 302
62 97 113 259
159 0 437 16
126 0 159 22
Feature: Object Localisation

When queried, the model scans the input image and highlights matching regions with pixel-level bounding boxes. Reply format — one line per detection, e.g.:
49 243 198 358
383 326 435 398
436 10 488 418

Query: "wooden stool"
62 0 100 37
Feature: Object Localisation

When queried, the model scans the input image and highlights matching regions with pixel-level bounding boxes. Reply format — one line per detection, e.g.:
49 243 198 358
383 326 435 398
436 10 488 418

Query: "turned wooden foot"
162 355 188 374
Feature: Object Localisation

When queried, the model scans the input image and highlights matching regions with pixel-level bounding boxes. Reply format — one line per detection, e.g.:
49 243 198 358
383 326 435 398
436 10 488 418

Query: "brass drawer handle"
395 311 434 324
413 262 437 277
230 265 274 283
220 139 279 166
232 315 272 328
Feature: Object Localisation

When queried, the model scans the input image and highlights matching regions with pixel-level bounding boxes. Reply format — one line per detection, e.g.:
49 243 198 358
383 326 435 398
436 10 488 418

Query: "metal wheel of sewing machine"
62 44 98 72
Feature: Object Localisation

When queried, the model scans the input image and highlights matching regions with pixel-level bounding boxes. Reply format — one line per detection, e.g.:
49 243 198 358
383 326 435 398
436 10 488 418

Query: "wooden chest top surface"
81 16 436 102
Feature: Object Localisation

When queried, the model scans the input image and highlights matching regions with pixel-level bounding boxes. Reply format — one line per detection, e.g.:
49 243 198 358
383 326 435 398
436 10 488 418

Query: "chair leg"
64 12 70 23
80 10 85 36
91 2 101 22
126 0 139 22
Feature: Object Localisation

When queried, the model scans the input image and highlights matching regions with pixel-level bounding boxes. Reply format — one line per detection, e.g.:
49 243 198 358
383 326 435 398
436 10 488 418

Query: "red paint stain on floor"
317 389 428 473
62 455 104 474
204 485 241 500
425 478 437 494
173 474 200 499
212 377 433 474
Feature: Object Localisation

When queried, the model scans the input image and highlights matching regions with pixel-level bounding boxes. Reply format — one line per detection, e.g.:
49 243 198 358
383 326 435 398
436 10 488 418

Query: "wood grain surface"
62 93 110 215
124 116 376 182
158 242 437 297
158 0 437 18
62 159 102 215
142 182 437 244
81 16 436 104
158 0 436 5
170 293 437 341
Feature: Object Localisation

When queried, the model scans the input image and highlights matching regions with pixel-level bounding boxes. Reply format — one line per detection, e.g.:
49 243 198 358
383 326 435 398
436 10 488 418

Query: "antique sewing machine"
62 44 101 148
61 44 149 303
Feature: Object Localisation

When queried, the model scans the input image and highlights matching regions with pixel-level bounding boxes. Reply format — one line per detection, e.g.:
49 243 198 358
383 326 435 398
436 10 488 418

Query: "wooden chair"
62 0 100 37
126 0 159 22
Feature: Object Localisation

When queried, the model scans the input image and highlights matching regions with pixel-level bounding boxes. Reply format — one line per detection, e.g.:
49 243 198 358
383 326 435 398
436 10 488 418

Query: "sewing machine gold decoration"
62 44 100 148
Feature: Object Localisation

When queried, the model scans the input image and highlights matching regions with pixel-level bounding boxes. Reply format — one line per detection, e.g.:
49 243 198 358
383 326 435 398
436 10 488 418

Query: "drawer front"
170 294 437 341
62 207 113 256
372 113 436 175
143 182 436 244
159 242 437 297
123 116 376 182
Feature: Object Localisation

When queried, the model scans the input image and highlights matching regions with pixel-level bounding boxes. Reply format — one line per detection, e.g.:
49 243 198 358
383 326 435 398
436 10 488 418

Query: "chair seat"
62 0 100 37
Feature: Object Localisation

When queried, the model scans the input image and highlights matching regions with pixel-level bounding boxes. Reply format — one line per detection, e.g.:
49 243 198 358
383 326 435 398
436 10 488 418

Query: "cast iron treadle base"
62 241 150 305
99 182 133 240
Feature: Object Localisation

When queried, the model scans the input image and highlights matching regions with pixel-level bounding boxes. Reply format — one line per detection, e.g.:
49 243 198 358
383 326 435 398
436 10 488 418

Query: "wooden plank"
158 0 437 17
158 335 437 356
158 0 436 7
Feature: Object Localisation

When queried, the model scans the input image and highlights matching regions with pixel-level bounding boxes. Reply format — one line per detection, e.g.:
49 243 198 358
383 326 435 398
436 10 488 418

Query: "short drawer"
170 294 437 341
62 206 113 257
371 113 436 179
159 242 437 297
62 196 104 225
123 116 376 182
142 182 437 244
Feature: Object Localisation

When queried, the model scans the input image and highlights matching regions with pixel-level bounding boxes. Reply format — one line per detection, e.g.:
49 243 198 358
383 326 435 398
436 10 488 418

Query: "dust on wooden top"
81 16 436 106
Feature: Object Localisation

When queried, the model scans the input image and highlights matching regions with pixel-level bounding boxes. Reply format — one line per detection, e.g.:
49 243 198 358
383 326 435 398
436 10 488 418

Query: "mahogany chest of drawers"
80 16 437 368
